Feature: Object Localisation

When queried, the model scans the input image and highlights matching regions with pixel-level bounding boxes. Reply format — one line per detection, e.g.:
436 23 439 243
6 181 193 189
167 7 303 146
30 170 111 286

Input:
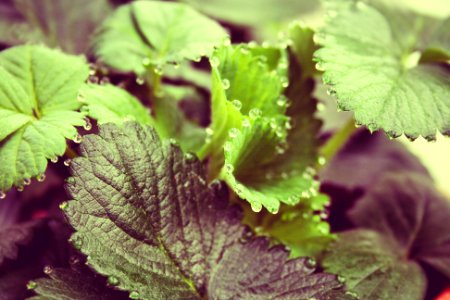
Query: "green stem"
319 118 356 167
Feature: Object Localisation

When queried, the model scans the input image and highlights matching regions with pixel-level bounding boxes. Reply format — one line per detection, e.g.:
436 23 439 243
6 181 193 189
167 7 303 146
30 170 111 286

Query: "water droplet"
269 119 278 129
228 128 239 139
210 56 220 68
224 142 232 153
43 265 53 275
281 80 289 88
37 174 46 182
83 118 92 131
250 202 262 212
318 156 326 166
73 133 82 144
284 119 292 130
224 163 234 173
154 65 163 75
136 77 145 85
305 257 317 269
59 201 68 211
222 79 230 90
317 102 326 111
268 205 279 214
0 191 6 199
88 75 99 84
277 96 286 107
345 291 359 298
248 41 257 48
17 185 24 192
231 99 242 111
242 119 251 127
108 276 120 286
23 178 31 186
275 129 284 138
51 156 58 163
320 211 329 220
64 159 72 166
27 281 37 290
337 275 346 283
249 108 262 119
184 152 196 162
142 57 151 67
129 291 140 299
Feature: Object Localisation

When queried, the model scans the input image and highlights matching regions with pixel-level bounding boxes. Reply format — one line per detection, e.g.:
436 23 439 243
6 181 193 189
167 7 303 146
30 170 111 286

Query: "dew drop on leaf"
107 276 120 286
225 163 234 173
154 65 163 75
242 119 251 127
305 257 317 269
64 159 72 167
250 202 262 213
129 291 140 299
231 99 242 111
184 152 196 162
337 275 346 283
0 191 5 199
17 186 24 192
135 77 145 85
43 265 53 275
51 156 58 163
318 156 326 166
228 128 239 138
59 202 69 211
142 57 151 67
23 178 31 186
222 79 230 90
27 281 37 290
83 118 92 131
249 108 262 119
37 174 47 182
210 56 220 68
73 133 83 144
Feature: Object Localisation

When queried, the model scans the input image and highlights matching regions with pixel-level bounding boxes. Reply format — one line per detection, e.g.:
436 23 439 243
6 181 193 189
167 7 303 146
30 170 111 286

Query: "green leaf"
0 45 89 192
58 122 351 300
153 85 206 153
243 193 335 258
0 0 112 54
315 1 450 140
322 230 426 300
93 1 229 75
80 84 154 125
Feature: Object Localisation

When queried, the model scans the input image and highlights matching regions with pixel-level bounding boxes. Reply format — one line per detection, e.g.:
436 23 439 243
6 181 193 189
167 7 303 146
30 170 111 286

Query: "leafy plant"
0 0 448 299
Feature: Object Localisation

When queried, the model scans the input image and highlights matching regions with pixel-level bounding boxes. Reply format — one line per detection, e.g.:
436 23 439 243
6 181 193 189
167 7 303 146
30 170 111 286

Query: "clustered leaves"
0 0 449 299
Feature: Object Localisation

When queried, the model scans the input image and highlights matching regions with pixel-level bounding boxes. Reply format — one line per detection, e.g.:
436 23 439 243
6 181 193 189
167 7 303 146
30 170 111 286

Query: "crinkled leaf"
57 122 350 300
93 1 228 75
320 130 431 191
0 0 112 54
315 1 450 140
80 84 153 125
349 173 450 278
29 268 126 300
322 230 426 300
0 45 89 192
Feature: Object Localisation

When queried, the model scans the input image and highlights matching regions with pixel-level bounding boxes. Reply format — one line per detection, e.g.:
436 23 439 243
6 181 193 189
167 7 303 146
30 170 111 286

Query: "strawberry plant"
0 1 449 299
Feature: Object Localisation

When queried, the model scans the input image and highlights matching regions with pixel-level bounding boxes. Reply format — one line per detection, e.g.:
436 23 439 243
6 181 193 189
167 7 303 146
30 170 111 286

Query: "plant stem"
319 118 356 166
64 145 78 159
